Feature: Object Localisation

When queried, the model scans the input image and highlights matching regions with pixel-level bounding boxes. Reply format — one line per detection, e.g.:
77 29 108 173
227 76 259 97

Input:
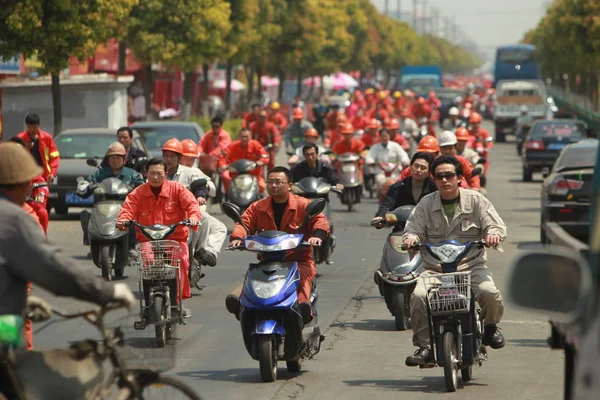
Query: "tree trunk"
246 64 256 107
143 65 154 120
296 73 302 98
278 70 285 100
256 66 263 104
183 71 194 121
320 76 325 96
202 63 210 117
225 59 233 114
50 73 62 136
118 41 127 76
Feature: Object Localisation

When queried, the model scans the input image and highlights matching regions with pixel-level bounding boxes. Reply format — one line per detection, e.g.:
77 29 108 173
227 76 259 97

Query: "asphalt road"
32 121 563 399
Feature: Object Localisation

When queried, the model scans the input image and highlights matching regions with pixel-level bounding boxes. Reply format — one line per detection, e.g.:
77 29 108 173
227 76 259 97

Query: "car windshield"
530 121 585 139
554 145 598 171
134 125 199 151
497 48 535 64
400 75 440 92
55 134 115 159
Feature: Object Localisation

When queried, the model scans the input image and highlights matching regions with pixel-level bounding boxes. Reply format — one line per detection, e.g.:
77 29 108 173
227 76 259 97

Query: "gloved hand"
76 180 90 195
112 283 136 310
24 296 53 322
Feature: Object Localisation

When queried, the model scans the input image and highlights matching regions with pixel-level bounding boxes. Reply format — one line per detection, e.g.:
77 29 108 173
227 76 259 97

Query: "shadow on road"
508 338 549 348
512 207 541 213
511 241 544 250
176 368 304 383
344 376 487 393
50 212 82 221
334 318 398 332
508 179 543 184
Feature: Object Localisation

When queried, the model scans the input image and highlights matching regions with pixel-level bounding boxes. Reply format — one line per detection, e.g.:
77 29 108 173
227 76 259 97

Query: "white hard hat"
439 130 458 147
449 107 459 116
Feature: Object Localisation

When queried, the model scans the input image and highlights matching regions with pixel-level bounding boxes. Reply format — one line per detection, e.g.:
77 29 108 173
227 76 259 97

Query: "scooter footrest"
133 321 146 330
419 363 436 369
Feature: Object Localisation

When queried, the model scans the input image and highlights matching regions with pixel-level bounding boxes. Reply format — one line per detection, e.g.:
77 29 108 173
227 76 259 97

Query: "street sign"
0 55 20 74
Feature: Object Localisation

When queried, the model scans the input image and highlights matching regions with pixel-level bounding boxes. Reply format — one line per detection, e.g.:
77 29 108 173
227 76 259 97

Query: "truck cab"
493 79 549 142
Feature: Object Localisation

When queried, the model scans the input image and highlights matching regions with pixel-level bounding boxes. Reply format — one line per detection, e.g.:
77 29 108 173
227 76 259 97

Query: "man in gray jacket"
284 107 314 153
402 155 507 366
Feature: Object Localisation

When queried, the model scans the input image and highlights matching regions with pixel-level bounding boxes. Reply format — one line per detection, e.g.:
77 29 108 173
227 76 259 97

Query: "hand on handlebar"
229 239 243 249
371 216 385 229
484 234 501 247
116 220 130 231
112 283 136 311
402 235 420 250
188 217 200 227
307 237 322 246
25 296 53 322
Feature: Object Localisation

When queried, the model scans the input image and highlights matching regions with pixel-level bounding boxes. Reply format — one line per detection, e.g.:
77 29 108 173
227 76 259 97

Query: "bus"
493 44 541 87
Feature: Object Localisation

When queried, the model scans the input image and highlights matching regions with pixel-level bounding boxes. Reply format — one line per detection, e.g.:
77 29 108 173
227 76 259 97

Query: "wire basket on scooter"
424 272 472 316
135 240 181 280
110 313 176 372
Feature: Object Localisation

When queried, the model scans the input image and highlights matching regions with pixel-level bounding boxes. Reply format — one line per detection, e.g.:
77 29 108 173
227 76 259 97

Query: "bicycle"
0 303 201 399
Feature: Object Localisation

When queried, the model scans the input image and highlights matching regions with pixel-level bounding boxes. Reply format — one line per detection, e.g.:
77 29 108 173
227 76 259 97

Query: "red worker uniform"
230 193 329 305
333 136 366 157
17 129 60 181
28 175 50 234
22 203 43 350
243 112 258 128
361 132 380 148
118 180 201 301
249 120 280 170
219 139 270 193
198 129 232 157
397 156 479 188
269 111 289 132
412 98 432 120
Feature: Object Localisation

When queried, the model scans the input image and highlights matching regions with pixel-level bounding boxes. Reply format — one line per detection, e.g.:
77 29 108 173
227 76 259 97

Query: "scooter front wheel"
153 296 167 348
258 335 278 382
286 358 302 373
393 288 410 331
99 244 112 281
443 331 459 392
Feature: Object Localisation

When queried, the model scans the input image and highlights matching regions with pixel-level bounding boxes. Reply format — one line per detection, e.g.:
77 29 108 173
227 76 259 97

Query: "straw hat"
0 142 44 184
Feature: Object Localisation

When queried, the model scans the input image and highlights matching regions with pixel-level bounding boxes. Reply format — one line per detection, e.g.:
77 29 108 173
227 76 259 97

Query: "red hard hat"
429 91 436 98
469 112 482 123
292 107 304 119
367 118 379 130
341 123 355 135
181 139 198 157
386 118 400 130
305 128 319 138
417 136 440 153
455 127 470 141
162 138 183 155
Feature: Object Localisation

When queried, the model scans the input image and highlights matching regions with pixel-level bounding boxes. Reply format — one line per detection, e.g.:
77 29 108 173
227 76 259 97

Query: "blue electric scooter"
222 199 326 382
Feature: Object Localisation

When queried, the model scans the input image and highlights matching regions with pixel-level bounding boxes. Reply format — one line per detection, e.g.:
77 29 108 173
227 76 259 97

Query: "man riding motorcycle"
162 138 227 267
198 116 232 158
288 128 331 166
100 127 148 172
333 123 366 161
117 158 201 316
438 131 481 190
268 101 288 132
468 112 493 174
455 127 481 167
442 107 463 131
360 119 381 148
366 128 410 189
385 118 411 153
250 110 280 170
219 128 270 194
181 139 200 168
402 155 507 366
291 143 343 201
77 142 145 257
371 151 437 227
0 142 135 398
225 166 329 324
284 107 314 154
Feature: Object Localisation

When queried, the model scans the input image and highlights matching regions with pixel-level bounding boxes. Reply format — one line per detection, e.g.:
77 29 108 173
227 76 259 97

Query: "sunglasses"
434 172 457 180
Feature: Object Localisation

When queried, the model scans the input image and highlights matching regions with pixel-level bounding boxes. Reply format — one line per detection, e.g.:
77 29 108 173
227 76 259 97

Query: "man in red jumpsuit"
219 128 270 194
412 97 432 120
250 110 280 170
225 166 329 323
386 118 411 153
333 123 366 159
468 112 493 174
361 119 380 148
243 103 261 128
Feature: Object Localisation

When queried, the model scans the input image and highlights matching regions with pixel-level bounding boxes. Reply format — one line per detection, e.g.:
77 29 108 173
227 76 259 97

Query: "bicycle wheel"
139 376 201 400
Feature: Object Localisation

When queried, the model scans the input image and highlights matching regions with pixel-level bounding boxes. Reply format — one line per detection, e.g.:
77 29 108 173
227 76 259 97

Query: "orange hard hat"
428 90 436 98
181 139 198 157
292 107 304 119
387 118 400 130
305 128 319 138
417 136 440 153
162 138 183 155
455 127 470 141
417 97 426 105
469 112 482 123
367 118 379 130
336 114 347 122
341 123 355 135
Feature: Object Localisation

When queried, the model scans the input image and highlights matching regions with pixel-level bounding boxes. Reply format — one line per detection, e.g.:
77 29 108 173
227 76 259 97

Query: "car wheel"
522 167 533 182
540 216 548 244
54 204 69 215
496 132 506 143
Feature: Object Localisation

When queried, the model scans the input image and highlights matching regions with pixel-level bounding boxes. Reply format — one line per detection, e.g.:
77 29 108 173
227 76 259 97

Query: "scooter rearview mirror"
472 166 483 177
384 213 398 226
86 158 99 167
305 198 326 220
222 202 250 232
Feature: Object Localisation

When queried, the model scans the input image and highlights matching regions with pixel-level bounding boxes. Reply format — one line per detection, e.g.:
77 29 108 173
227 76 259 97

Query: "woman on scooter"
371 152 437 229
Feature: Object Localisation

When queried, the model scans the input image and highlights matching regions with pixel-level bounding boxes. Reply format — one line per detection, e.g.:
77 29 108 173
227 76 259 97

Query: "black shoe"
405 347 434 366
196 248 217 267
483 324 505 349
298 302 313 325
226 295 240 320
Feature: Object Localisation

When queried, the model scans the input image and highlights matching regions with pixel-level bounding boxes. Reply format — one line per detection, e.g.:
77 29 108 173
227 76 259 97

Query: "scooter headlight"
316 185 330 194
142 226 171 240
251 279 286 299
389 236 408 253
96 203 121 218
428 244 466 263
245 237 301 252
233 175 254 191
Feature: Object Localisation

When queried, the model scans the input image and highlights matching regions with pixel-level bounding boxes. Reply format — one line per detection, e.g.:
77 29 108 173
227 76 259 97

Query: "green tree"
0 0 138 134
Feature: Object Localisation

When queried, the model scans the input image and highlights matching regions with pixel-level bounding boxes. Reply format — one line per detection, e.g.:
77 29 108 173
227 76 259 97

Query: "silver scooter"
372 205 424 330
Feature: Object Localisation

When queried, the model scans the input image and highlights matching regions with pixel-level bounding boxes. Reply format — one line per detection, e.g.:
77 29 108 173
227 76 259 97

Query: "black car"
131 121 204 158
540 139 597 243
521 119 588 182
48 128 149 215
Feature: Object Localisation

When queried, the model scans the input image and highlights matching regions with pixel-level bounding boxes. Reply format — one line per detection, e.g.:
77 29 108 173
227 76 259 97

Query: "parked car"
48 128 149 215
131 121 205 158
521 119 588 182
540 139 597 243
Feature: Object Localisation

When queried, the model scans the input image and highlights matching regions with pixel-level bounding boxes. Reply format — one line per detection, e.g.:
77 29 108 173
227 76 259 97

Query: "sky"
371 0 549 60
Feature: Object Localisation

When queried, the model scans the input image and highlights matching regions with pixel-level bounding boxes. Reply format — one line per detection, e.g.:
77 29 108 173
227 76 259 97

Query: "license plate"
341 164 355 173
65 192 94 205
547 143 566 151
438 287 458 297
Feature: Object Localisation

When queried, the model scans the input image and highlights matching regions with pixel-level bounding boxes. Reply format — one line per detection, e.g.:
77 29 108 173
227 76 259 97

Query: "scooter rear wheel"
258 335 277 382
443 331 459 392
99 244 112 281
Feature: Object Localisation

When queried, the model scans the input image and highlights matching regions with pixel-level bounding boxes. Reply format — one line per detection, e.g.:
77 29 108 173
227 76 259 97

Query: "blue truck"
397 65 443 98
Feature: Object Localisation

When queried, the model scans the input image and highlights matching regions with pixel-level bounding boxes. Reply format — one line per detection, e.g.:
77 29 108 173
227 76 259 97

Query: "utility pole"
412 0 418 33
397 0 401 21
385 0 389 16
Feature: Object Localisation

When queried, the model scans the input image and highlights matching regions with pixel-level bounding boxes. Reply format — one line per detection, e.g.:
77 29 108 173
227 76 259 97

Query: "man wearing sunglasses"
402 155 507 367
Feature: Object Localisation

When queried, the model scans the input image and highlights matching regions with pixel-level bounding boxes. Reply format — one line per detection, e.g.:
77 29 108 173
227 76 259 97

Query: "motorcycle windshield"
244 232 304 253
